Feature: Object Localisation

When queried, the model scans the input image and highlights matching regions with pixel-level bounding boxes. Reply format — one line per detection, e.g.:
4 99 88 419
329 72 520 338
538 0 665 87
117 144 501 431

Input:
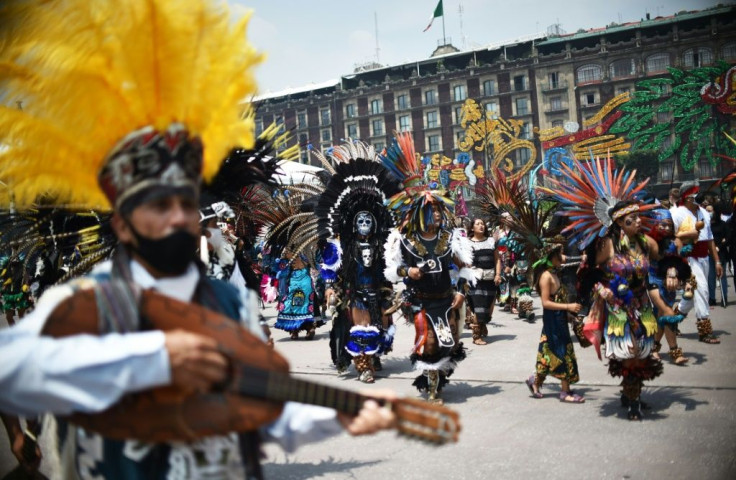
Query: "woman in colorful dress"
541 157 662 421
466 218 501 345
274 253 320 339
525 238 584 403
585 200 662 419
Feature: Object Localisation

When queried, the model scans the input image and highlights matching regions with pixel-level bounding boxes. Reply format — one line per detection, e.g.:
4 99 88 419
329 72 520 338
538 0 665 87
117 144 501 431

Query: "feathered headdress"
0 208 115 290
479 168 558 262
0 0 262 211
538 155 655 250
200 122 293 225
381 132 454 234
250 173 326 268
476 168 528 224
312 140 400 241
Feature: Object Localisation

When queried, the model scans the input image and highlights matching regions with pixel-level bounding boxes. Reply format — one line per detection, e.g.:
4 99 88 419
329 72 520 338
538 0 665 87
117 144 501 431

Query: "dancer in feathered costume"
540 156 672 420
670 181 724 344
644 208 693 365
200 125 290 290
0 209 115 306
478 169 547 321
382 132 476 403
312 141 400 382
478 172 530 317
255 171 325 340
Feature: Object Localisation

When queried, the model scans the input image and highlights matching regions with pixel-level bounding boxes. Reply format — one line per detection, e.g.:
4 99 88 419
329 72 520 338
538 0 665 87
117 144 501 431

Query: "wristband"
397 266 409 278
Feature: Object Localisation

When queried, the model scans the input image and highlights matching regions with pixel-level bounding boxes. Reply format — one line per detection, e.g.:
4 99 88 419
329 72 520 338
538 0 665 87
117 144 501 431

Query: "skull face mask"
354 211 375 236
358 242 373 267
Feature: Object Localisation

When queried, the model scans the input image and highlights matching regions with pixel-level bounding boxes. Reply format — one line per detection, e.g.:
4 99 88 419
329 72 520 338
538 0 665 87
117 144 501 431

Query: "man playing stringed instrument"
0 1 459 478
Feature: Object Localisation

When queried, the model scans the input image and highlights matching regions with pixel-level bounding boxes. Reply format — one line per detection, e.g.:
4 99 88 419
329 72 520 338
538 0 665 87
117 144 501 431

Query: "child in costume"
525 237 584 403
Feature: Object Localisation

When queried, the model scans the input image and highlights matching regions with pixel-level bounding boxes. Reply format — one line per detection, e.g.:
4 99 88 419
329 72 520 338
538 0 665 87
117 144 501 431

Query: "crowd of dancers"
1 0 735 478
5 129 733 420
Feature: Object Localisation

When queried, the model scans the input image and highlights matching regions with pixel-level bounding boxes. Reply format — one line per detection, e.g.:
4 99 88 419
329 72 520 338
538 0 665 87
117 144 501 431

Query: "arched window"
683 47 713 68
609 58 636 79
721 42 736 61
576 64 602 84
646 53 670 74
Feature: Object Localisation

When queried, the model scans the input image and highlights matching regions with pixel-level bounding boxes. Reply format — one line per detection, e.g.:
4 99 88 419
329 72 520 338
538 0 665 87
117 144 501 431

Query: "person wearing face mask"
382 133 476 404
312 142 400 382
671 181 722 344
0 1 398 477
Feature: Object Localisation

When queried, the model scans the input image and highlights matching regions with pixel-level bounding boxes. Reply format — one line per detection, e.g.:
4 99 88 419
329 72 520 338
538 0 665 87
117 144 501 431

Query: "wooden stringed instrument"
42 288 460 444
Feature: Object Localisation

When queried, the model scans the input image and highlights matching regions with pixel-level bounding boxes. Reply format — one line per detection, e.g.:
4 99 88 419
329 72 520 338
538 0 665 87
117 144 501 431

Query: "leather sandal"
525 375 543 399
559 391 585 403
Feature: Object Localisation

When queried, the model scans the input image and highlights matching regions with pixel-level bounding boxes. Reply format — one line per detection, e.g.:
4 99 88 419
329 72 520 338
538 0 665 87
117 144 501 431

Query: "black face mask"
127 227 198 276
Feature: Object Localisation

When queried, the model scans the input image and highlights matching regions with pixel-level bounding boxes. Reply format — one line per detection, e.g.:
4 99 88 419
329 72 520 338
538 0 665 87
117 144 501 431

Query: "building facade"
253 6 736 187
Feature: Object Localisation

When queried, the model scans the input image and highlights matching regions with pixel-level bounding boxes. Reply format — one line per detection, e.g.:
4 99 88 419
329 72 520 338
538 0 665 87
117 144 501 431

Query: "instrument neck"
235 366 371 415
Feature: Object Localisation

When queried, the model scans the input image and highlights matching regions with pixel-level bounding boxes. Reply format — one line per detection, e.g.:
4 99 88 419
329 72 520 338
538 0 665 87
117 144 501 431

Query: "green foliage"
611 61 736 172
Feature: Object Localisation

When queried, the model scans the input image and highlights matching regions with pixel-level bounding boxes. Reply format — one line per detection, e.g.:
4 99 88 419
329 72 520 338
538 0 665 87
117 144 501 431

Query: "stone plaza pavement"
259 282 736 480
2 278 735 479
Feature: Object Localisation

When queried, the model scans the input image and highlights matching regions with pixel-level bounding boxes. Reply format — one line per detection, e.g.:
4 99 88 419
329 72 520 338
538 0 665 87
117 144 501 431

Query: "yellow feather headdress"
0 0 263 210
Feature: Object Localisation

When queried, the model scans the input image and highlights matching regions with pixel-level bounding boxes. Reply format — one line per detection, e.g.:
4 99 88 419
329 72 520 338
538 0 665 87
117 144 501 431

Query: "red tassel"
413 309 428 355
583 298 605 360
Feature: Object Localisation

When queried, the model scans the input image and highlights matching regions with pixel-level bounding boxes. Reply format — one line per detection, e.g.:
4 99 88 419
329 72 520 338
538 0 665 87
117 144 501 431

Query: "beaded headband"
611 204 640 222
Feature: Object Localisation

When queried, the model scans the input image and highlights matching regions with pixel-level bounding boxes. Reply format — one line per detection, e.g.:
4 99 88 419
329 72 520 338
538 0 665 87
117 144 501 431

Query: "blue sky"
231 0 724 94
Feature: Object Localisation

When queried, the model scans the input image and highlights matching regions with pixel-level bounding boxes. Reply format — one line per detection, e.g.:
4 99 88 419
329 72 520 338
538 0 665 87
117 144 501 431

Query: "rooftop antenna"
374 11 380 64
458 3 465 49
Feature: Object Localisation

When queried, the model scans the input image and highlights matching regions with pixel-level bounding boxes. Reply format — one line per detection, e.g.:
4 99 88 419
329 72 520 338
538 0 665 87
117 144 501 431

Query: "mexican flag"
423 0 443 32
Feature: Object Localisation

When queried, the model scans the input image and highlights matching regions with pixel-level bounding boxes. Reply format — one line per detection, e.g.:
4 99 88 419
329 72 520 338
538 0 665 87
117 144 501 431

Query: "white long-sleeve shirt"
0 259 342 452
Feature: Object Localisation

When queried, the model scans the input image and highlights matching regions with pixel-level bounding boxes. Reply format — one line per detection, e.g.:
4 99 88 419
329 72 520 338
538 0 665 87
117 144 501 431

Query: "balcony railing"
580 102 601 109
544 104 569 113
540 80 569 92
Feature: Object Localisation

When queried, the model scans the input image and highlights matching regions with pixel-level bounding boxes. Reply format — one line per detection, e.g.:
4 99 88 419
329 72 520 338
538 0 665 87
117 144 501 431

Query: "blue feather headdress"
380 132 454 235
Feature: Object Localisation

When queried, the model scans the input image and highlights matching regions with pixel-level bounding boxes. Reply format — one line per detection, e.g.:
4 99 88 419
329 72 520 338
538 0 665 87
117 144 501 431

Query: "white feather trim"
215 242 235 267
383 228 404 283
320 238 342 271
458 267 480 287
450 228 474 266
349 325 381 334
413 356 458 373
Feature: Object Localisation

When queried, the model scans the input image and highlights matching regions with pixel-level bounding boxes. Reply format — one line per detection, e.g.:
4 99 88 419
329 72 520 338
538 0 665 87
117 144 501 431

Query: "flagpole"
442 5 446 45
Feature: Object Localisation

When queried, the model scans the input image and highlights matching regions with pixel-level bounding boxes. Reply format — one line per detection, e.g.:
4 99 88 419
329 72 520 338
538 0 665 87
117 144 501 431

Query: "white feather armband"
383 229 404 283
